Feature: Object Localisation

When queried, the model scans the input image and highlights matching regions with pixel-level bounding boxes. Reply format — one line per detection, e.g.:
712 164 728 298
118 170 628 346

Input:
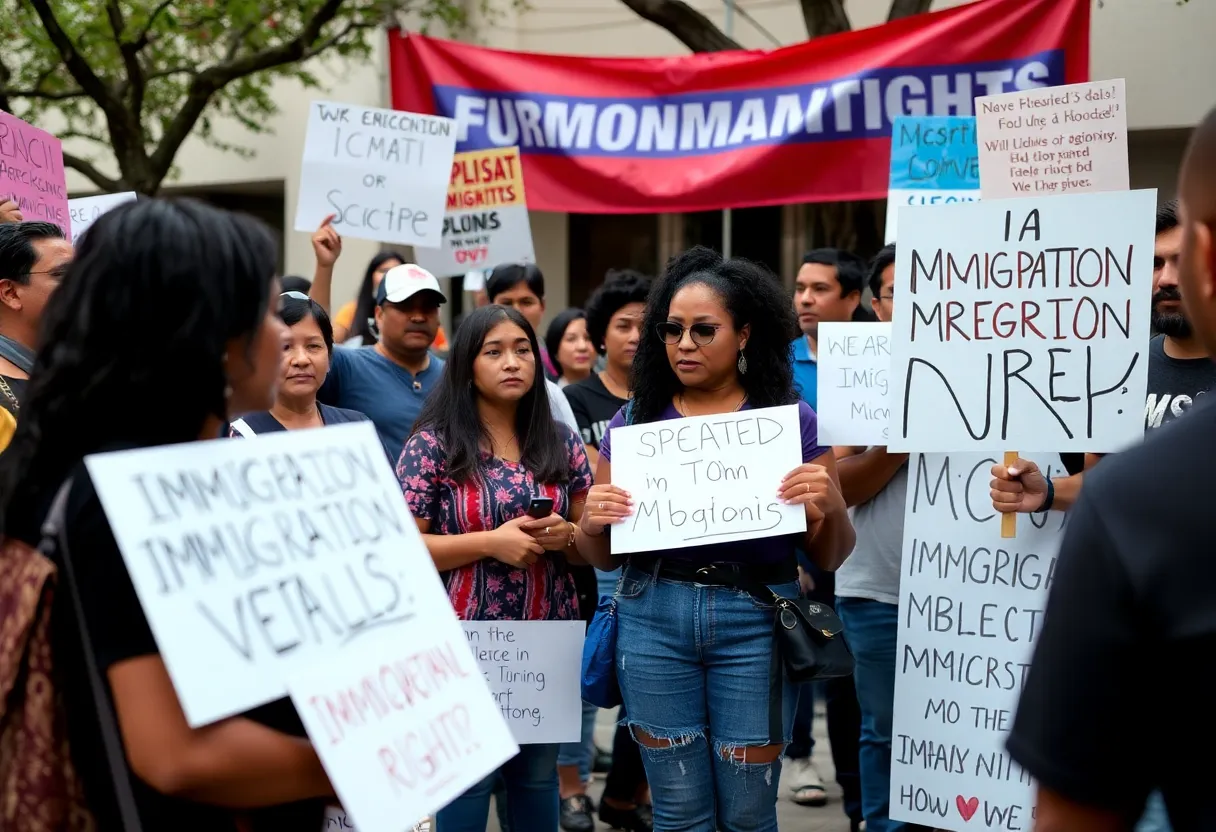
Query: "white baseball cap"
375 263 447 305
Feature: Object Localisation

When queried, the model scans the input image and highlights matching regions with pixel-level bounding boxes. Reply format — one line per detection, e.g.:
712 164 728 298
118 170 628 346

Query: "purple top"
599 400 828 565
397 424 594 621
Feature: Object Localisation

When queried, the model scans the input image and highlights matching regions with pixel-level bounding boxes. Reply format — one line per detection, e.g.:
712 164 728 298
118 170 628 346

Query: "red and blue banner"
389 0 1089 214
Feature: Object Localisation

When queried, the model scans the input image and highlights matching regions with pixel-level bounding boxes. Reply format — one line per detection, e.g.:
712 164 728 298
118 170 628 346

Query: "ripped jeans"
614 563 798 831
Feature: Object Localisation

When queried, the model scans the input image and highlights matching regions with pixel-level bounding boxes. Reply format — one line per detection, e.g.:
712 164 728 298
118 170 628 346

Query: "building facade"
63 0 1215 326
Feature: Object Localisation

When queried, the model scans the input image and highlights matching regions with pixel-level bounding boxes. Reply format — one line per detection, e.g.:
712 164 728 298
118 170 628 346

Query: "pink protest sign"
0 111 69 237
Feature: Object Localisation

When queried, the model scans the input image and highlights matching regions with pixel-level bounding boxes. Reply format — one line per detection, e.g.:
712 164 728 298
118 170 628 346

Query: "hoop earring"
737 350 748 375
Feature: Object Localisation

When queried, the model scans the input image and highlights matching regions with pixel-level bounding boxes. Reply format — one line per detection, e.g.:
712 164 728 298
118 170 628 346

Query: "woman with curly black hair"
574 246 855 831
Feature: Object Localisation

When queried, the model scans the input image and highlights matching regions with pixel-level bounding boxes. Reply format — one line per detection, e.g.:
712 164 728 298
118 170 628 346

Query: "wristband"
1033 477 1055 513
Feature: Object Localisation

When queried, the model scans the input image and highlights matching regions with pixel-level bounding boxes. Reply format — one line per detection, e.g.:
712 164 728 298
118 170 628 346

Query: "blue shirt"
791 336 817 410
318 346 445 461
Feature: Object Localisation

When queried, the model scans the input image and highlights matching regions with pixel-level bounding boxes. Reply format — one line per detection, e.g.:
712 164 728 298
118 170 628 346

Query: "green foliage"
0 0 493 193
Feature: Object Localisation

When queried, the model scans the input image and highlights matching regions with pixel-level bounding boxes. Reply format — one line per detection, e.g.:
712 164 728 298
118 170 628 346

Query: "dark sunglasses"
656 321 722 346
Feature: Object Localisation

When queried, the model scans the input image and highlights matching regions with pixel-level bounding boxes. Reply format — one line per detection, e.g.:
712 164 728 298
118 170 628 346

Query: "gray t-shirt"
835 456 908 606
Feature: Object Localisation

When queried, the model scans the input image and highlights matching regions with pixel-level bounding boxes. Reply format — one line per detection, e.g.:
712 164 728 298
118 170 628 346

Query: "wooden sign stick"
1001 450 1018 538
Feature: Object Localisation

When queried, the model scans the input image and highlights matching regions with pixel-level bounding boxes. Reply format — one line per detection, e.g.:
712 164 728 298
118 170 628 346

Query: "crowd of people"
1 105 1215 832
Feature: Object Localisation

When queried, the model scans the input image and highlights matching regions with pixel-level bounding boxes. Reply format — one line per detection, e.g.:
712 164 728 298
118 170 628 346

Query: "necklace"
676 392 747 418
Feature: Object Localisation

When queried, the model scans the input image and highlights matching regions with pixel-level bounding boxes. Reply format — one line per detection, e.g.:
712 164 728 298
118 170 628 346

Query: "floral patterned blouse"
397 425 594 621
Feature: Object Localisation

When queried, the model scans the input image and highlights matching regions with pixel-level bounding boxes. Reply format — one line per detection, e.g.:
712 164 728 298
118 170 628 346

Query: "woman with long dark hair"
545 308 594 388
0 199 333 830
574 247 855 830
397 304 593 831
229 292 368 436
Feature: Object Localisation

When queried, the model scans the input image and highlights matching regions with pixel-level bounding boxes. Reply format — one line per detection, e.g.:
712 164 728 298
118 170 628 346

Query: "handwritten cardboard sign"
816 322 892 446
889 452 1065 830
609 405 806 554
290 626 517 832
414 147 535 277
886 116 980 243
85 422 461 727
0 111 69 236
976 79 1128 200
886 190 1154 453
462 620 584 744
294 101 457 247
69 192 137 239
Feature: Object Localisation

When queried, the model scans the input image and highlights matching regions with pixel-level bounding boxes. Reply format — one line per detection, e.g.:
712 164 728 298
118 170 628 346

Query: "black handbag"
697 564 855 684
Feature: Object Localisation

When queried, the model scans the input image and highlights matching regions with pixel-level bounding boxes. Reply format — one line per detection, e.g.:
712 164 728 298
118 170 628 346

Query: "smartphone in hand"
527 496 555 518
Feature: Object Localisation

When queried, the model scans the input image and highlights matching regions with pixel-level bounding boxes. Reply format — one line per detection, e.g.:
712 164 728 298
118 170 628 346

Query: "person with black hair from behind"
229 292 369 437
397 304 593 832
0 198 334 830
575 246 854 830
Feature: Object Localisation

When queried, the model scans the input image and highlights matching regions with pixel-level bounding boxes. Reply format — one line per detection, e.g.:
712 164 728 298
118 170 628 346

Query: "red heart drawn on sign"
956 796 979 822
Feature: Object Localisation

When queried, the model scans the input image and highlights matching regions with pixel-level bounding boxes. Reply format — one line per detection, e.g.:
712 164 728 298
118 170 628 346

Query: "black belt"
628 554 797 586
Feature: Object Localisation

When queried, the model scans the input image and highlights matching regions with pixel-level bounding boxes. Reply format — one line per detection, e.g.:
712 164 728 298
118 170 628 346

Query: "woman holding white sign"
575 246 855 831
0 199 334 830
397 304 594 832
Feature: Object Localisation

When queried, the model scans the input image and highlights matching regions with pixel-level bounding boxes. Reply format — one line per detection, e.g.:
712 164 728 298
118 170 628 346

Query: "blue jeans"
434 743 559 831
836 597 916 832
615 563 798 832
557 699 600 780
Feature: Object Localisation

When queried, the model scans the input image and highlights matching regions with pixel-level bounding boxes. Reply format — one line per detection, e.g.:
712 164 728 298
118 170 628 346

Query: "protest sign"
886 190 1154 454
816 322 892 446
414 147 535 277
290 626 517 832
885 116 979 243
976 79 1128 200
294 101 456 247
609 405 806 554
0 111 68 235
85 422 461 727
889 451 1065 830
69 192 138 238
462 620 584 744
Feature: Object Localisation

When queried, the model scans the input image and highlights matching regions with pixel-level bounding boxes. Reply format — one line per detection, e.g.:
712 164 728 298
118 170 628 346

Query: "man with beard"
1002 104 1216 831
989 199 1216 515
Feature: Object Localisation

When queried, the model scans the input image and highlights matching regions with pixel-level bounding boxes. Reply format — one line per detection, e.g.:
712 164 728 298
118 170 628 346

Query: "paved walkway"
486 704 853 831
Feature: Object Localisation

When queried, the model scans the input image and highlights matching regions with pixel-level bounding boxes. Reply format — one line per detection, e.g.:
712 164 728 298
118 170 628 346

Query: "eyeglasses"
656 321 723 346
878 294 895 301
27 266 69 280
280 291 310 300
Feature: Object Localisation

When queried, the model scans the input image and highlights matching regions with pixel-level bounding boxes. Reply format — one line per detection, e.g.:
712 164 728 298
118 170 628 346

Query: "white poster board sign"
816 322 892 446
886 190 1154 453
414 147 535 277
890 452 1066 830
294 101 457 247
462 620 584 744
976 79 1128 200
85 422 461 727
609 405 806 554
68 191 137 238
289 627 517 832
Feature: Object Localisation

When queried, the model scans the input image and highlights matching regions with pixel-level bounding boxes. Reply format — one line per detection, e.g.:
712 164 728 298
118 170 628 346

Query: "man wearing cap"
317 262 446 460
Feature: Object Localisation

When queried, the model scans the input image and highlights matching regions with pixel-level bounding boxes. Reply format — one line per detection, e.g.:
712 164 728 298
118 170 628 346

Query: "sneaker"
788 757 829 806
560 794 596 832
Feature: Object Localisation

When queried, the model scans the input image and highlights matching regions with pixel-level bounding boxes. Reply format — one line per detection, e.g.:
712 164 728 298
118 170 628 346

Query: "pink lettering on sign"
0 112 69 237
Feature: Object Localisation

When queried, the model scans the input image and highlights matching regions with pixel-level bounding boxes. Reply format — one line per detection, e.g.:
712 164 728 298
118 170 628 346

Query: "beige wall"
62 0 1212 316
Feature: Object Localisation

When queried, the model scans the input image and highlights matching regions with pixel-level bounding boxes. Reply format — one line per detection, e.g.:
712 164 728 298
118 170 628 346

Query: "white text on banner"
609 405 806 554
889 452 1066 831
294 102 456 247
886 190 1154 453
85 422 458 727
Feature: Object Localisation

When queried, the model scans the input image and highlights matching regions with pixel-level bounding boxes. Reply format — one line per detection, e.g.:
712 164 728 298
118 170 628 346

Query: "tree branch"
24 0 116 110
105 0 148 115
149 0 350 180
131 0 177 51
62 152 123 193
887 0 933 21
800 0 850 38
617 0 739 51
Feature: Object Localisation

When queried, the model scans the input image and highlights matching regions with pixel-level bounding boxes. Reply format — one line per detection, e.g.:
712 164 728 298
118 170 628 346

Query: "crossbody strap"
42 479 145 832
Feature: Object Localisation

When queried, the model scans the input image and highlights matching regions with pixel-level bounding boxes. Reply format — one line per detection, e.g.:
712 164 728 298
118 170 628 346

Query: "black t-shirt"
1144 334 1216 430
1006 398 1216 829
13 446 323 831
563 373 627 451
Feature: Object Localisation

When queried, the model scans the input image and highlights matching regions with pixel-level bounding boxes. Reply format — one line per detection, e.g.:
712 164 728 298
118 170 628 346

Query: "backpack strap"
43 479 145 832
